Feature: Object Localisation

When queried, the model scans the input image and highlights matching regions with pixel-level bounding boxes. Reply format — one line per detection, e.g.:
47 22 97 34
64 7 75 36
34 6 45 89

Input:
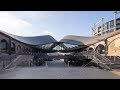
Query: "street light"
101 17 104 35
113 11 117 31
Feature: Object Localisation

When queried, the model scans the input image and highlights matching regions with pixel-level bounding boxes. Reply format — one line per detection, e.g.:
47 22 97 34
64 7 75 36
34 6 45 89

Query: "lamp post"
101 17 104 35
113 11 117 31
92 23 96 36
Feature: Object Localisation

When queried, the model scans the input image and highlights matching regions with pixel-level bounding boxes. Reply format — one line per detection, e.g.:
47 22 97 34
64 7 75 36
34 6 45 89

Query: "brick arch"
95 44 105 54
17 45 21 53
0 39 8 50
88 47 94 51
83 48 87 51
26 48 29 53
107 37 120 46
22 46 25 53
11 42 15 51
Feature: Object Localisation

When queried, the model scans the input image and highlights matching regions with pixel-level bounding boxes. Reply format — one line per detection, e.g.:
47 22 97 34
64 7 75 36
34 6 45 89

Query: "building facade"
93 17 120 36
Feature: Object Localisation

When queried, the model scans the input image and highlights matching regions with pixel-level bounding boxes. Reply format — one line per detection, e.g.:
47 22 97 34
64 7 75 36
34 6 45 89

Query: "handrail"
4 55 34 70
116 56 120 60
80 50 112 70
81 50 111 62
4 55 22 69
114 56 120 64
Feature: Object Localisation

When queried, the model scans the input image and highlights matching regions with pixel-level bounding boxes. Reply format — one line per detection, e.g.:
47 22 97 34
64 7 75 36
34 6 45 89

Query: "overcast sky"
0 11 118 41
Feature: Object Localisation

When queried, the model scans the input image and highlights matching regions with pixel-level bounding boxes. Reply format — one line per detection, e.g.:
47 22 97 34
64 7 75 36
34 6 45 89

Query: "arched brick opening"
17 45 21 53
22 46 25 53
11 42 15 51
88 47 94 51
0 39 8 51
95 44 105 54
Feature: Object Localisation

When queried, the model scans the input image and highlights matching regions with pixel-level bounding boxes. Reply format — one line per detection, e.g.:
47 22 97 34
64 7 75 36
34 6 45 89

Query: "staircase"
0 53 18 70
80 51 112 71
18 55 34 67
106 56 120 69
4 55 34 70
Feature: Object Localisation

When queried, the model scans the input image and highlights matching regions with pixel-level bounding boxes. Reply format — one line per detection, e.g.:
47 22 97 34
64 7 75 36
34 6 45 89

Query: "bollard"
45 61 48 67
68 61 70 67
3 60 5 68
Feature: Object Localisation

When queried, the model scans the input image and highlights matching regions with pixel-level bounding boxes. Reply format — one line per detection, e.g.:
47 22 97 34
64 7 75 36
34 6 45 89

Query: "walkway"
0 60 120 79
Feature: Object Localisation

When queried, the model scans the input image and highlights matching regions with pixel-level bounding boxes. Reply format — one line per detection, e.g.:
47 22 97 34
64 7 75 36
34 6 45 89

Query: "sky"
0 11 119 41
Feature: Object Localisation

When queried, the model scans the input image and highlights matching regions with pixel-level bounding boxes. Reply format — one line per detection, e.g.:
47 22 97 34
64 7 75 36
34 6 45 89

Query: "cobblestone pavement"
0 60 120 79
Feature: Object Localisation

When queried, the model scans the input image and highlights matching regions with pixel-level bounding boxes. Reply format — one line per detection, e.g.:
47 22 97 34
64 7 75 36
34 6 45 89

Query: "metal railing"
80 50 112 70
114 56 120 64
0 53 18 70
5 55 34 69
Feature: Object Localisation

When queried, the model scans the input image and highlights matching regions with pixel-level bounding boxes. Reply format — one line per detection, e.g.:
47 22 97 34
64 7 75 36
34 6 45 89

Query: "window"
0 39 8 50
104 23 107 30
1 42 6 49
11 42 15 48
17 45 21 53
107 22 109 29
53 45 64 51
11 42 15 51
98 26 101 33
116 18 120 24
116 19 120 28
110 20 114 28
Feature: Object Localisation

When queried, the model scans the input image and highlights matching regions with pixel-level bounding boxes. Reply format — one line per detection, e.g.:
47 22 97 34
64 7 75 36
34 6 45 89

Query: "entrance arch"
95 44 105 54
0 39 8 50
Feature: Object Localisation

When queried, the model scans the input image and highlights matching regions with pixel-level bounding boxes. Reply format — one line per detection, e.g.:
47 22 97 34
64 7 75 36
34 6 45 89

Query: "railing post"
3 60 5 68
29 60 31 67
87 51 88 58
114 56 116 63
45 61 48 67
68 61 70 67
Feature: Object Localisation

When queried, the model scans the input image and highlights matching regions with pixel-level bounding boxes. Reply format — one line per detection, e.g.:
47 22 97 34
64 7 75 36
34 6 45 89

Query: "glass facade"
41 43 53 49
63 43 78 48
110 20 114 28
53 45 64 51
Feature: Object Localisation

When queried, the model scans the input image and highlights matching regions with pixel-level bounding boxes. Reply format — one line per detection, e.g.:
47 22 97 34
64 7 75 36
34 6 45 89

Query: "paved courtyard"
0 60 120 79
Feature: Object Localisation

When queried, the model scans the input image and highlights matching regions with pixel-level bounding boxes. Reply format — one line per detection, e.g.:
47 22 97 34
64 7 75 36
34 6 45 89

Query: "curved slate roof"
1 29 120 46
60 30 120 45
60 35 96 45
0 30 57 45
